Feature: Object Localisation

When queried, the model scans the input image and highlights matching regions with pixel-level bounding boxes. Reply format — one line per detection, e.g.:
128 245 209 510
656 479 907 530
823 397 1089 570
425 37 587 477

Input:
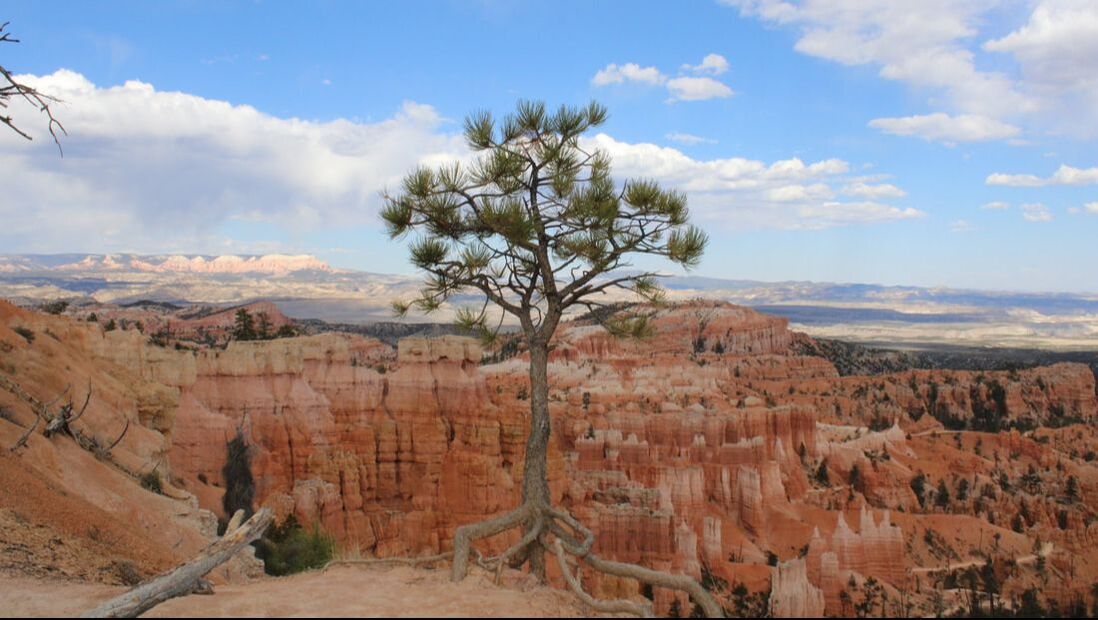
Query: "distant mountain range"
0 253 332 275
1 253 1096 350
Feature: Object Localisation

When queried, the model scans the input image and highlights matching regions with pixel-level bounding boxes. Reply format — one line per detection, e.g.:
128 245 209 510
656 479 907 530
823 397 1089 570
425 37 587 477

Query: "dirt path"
0 565 594 618
910 542 1053 575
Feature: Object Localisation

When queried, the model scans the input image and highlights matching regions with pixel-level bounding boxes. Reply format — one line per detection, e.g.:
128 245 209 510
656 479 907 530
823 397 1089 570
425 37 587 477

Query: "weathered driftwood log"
81 508 273 618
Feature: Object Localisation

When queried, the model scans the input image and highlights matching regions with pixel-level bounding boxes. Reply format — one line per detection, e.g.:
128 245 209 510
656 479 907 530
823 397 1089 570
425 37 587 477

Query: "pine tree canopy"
381 100 707 343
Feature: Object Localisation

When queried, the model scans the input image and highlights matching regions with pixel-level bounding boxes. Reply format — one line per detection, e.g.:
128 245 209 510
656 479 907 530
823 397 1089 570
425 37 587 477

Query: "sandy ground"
0 565 593 618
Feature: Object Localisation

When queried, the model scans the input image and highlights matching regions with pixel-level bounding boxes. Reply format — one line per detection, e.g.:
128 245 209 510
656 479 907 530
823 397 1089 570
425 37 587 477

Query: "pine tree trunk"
521 340 552 580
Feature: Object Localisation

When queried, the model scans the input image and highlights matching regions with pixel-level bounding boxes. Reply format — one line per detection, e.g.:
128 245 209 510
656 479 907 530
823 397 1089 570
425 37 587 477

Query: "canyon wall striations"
5 299 1097 615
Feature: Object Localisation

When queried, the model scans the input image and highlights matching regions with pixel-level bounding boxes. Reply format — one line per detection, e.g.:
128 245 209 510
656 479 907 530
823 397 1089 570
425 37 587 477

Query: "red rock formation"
803 506 905 614
148 302 1098 614
9 298 1098 615
0 300 256 583
770 558 826 617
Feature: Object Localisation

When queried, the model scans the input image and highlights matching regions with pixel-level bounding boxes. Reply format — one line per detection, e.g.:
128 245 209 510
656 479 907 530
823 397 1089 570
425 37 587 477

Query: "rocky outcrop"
127 301 1098 614
805 507 905 615
770 558 826 617
7 297 1098 615
0 301 243 583
789 365 1098 430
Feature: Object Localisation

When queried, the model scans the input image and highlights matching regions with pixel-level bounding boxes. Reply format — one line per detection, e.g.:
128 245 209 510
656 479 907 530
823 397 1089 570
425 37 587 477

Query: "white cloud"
1049 165 1098 185
986 173 1044 187
1021 203 1053 222
950 219 975 233
982 201 1011 210
666 76 734 102
585 133 921 229
1085 202 1098 214
591 62 667 86
681 53 730 76
983 0 1098 135
724 1 1032 117
593 57 733 102
0 70 466 253
768 183 834 202
986 164 1098 187
666 132 718 145
868 113 1021 144
841 182 906 199
2 70 919 255
724 0 1098 138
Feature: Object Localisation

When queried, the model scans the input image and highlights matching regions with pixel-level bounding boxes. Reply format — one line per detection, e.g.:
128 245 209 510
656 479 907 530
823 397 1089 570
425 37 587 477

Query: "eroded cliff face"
0 301 256 585
8 298 1098 616
104 300 1090 616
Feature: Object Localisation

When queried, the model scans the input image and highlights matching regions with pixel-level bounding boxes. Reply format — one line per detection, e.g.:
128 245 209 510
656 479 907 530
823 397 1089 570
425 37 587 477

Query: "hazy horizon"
4 251 1098 297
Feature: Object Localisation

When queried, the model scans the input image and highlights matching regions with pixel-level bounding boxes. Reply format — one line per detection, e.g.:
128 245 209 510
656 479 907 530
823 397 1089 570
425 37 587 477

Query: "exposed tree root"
450 503 533 582
449 503 724 618
552 540 653 618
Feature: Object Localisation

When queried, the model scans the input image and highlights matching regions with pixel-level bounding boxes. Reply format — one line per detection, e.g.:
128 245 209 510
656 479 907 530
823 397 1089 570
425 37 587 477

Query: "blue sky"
2 0 1096 292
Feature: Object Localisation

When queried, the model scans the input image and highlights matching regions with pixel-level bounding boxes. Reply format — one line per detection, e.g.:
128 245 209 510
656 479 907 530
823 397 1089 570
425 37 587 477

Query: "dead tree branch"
2 373 49 451
81 508 274 618
8 404 40 451
101 418 130 454
0 22 66 154
3 375 132 460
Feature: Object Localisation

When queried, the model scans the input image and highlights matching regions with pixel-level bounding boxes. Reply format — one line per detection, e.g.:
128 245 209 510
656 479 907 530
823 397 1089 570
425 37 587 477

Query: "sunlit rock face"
39 298 1095 616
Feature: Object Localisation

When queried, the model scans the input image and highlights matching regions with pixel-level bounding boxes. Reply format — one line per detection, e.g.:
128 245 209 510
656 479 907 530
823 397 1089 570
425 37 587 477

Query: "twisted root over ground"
324 504 723 617
447 503 724 618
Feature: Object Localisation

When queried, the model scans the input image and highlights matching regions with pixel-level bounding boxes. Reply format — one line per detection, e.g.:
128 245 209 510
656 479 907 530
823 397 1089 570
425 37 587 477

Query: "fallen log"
81 508 273 618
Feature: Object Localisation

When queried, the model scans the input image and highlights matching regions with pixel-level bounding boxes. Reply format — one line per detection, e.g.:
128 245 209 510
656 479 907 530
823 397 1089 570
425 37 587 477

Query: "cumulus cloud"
868 113 1021 144
681 53 730 76
591 62 667 86
841 182 906 199
986 164 1098 187
1085 202 1098 214
592 54 734 102
666 132 718 145
983 0 1098 135
585 133 921 229
665 76 734 102
0 70 466 253
723 0 1098 139
1 71 919 254
1021 203 1053 222
724 1 1032 116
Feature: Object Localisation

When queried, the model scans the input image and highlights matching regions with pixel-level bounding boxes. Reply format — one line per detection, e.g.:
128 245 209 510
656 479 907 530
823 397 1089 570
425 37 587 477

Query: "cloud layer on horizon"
2 70 919 255
1 70 467 254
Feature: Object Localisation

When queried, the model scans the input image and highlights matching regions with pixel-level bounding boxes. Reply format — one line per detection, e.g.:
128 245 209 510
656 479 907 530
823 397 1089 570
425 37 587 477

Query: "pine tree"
233 309 256 341
256 311 272 340
382 100 715 613
935 478 951 509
